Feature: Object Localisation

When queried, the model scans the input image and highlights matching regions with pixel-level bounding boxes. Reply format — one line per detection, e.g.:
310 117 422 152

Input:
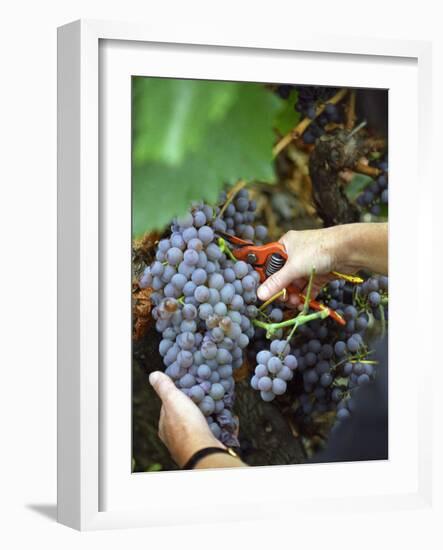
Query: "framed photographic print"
57 19 433 530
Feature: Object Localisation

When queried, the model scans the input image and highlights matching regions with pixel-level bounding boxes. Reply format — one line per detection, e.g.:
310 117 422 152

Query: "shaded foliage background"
132 78 300 235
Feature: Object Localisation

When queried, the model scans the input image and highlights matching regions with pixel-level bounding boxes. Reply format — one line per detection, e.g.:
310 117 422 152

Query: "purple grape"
258 376 273 391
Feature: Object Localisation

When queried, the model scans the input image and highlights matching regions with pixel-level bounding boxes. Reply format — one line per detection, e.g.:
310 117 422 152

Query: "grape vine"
140 188 389 447
133 81 389 465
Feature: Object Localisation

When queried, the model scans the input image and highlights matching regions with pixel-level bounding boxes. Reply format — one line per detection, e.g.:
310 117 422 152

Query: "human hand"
257 226 358 308
149 371 225 467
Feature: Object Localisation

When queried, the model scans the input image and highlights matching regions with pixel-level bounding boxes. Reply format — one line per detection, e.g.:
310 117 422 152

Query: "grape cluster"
140 192 263 446
140 184 389 443
356 157 389 215
275 84 344 144
293 276 387 423
355 275 389 321
248 275 388 428
250 340 298 402
211 189 268 244
292 311 370 422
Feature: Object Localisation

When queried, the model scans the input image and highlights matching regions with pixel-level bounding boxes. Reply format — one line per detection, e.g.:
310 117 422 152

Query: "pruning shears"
217 231 361 326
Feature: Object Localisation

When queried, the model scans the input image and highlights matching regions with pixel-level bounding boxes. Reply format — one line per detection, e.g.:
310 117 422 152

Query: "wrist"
175 434 226 468
183 446 242 469
334 222 388 274
331 223 364 272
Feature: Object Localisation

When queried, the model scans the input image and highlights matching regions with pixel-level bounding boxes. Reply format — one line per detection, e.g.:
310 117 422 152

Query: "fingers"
149 371 199 415
278 231 292 246
257 263 295 301
149 371 179 405
158 406 166 442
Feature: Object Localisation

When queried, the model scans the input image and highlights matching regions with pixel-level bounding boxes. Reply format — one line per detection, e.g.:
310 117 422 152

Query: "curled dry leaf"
132 284 154 341
132 231 161 278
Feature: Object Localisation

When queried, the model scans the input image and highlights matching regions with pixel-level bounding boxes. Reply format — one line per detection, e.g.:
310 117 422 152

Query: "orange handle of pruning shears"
223 235 346 326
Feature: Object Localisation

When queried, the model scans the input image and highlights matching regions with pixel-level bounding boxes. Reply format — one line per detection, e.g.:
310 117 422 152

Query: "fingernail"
257 285 268 300
149 371 160 386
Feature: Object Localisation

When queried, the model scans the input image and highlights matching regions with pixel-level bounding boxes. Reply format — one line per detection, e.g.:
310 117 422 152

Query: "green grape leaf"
274 90 300 134
132 78 239 166
133 83 281 235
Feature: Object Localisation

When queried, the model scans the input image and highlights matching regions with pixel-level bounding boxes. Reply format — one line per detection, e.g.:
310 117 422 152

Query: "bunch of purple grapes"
250 339 298 402
140 191 263 446
140 184 389 440
275 84 344 144
248 275 388 427
211 189 268 244
292 276 387 423
355 275 389 321
293 313 370 422
356 157 389 215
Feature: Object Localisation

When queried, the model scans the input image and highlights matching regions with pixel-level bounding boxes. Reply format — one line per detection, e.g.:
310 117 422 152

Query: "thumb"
257 262 295 301
149 371 178 404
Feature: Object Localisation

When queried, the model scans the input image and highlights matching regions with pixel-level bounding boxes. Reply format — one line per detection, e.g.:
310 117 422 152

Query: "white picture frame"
57 19 433 531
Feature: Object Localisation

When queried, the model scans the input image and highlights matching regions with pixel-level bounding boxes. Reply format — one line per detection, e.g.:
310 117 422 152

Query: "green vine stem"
302 266 316 316
217 237 237 262
332 349 375 371
253 266 327 340
257 309 272 322
217 179 247 218
258 289 287 311
253 308 329 339
284 265 317 343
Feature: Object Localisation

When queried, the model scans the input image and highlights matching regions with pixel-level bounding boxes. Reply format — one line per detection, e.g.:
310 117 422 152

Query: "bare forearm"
258 222 388 302
336 222 388 275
